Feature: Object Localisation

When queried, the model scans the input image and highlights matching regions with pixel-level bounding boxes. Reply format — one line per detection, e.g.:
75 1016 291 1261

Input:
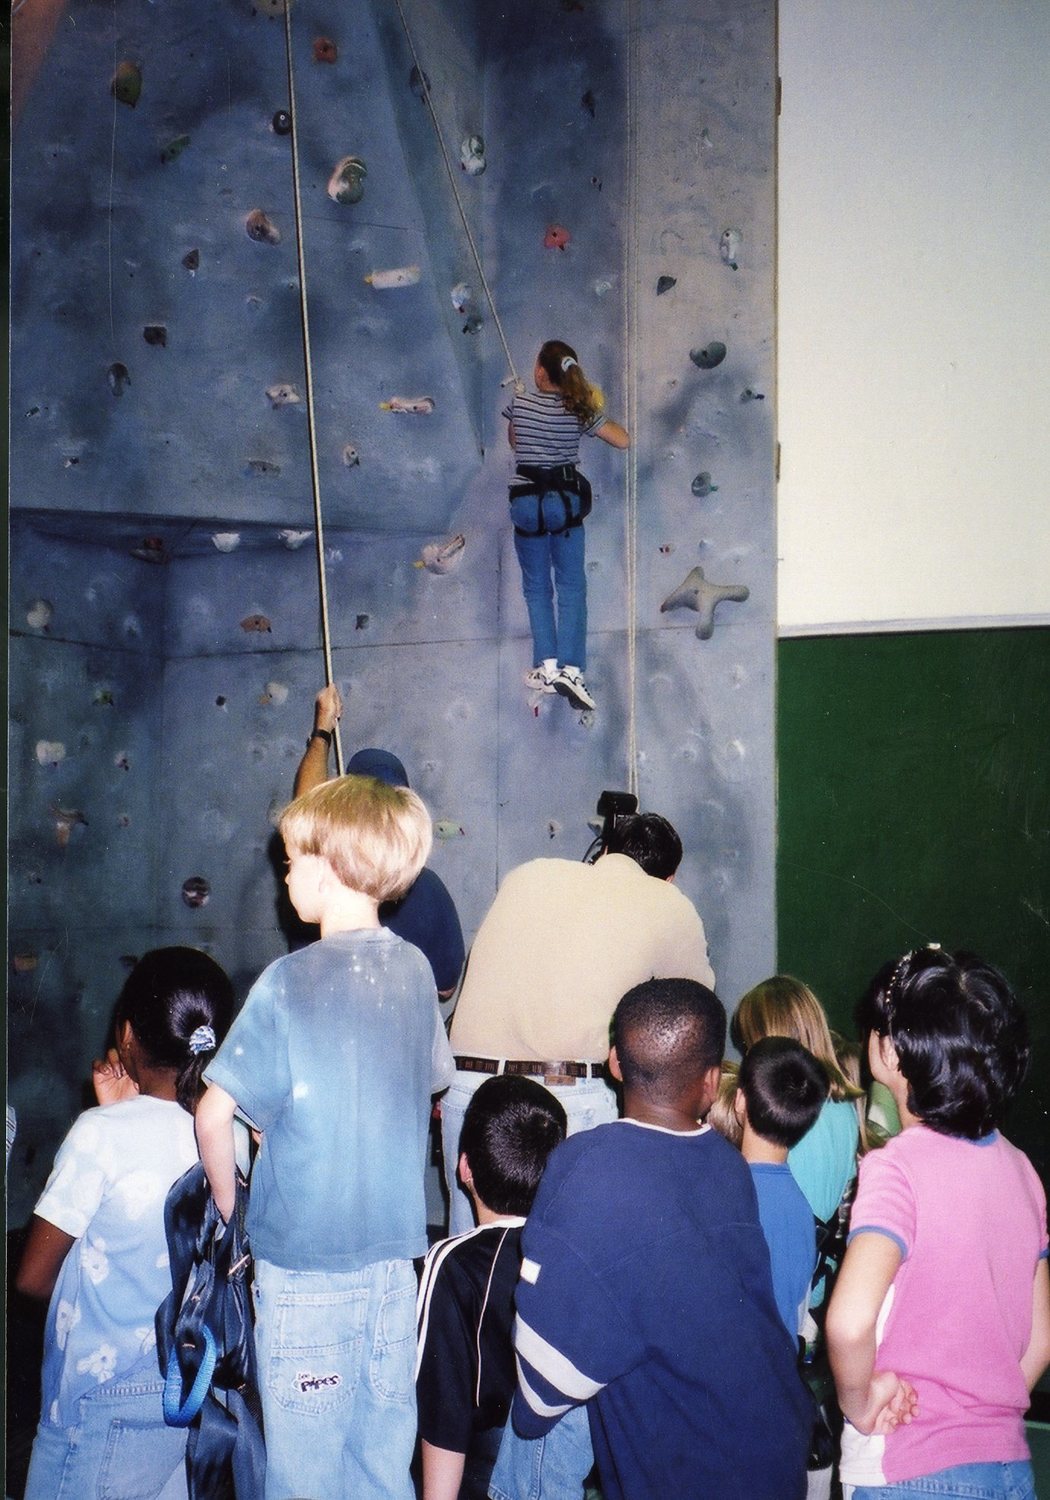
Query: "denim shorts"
845 1459 1036 1500
253 1256 416 1500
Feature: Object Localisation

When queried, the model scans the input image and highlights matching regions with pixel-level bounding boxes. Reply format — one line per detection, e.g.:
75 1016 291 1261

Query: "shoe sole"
554 680 595 711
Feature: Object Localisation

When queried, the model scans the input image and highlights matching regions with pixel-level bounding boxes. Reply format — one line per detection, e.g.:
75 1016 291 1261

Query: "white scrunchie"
560 356 578 372
188 1024 216 1056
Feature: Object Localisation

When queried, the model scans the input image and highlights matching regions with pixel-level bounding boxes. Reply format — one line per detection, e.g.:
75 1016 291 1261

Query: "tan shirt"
449 855 715 1062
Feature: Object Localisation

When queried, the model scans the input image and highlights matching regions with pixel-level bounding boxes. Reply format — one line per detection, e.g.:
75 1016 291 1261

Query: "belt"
454 1055 605 1086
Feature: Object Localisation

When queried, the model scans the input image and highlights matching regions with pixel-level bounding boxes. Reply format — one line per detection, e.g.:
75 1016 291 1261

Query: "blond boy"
197 775 454 1500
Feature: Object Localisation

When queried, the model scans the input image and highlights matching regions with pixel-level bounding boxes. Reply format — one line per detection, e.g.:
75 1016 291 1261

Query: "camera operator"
442 808 714 1235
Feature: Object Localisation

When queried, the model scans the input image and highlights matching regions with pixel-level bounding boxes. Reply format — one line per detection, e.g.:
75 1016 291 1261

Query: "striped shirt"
503 389 605 466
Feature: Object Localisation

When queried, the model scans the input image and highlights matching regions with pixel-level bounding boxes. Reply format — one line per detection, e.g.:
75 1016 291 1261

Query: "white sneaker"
553 666 595 711
524 662 557 693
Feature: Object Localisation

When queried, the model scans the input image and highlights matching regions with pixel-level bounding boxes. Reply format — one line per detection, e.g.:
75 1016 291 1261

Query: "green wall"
776 627 1049 1185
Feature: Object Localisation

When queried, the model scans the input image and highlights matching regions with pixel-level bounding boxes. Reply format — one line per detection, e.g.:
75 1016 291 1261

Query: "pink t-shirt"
839 1125 1048 1486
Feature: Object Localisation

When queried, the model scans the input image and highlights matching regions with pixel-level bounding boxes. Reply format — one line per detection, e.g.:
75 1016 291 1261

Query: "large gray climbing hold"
660 565 749 640
690 341 726 370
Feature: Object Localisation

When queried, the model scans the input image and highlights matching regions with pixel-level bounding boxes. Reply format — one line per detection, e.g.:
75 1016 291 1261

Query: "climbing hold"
143 325 167 347
379 396 434 414
342 444 360 468
105 360 129 400
211 533 241 553
590 176 602 191
660 565 749 640
658 543 675 555
740 387 765 403
215 696 227 708
593 278 613 297
246 209 281 245
278 529 311 549
434 821 466 840
257 0 285 15
313 36 337 63
581 89 596 118
261 680 289 705
182 248 200 271
35 741 66 767
459 135 486 175
409 65 431 100
54 807 87 847
266 383 301 406
131 536 167 563
272 110 292 135
160 134 191 165
417 534 466 575
92 687 115 706
544 224 570 251
547 820 562 840
690 341 726 370
450 282 472 314
691 472 718 498
246 458 281 477
181 875 211 909
355 614 370 631
111 60 142 108
656 275 677 296
26 599 53 630
462 314 483 335
700 128 713 150
12 952 38 974
720 228 741 270
327 156 367 204
114 750 131 771
240 614 272 633
364 265 420 289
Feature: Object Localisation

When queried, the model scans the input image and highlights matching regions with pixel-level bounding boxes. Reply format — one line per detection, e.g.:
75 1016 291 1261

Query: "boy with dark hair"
416 1076 567 1500
735 1036 828 1339
197 775 455 1500
511 978 813 1500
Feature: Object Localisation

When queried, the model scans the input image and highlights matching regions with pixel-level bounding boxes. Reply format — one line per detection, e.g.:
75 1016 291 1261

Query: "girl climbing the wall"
505 339 629 712
17 948 235 1500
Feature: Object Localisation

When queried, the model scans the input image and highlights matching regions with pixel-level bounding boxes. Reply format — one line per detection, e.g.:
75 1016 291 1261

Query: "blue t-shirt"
750 1162 817 1338
34 1095 199 1427
513 1120 811 1500
383 866 464 995
206 928 453 1272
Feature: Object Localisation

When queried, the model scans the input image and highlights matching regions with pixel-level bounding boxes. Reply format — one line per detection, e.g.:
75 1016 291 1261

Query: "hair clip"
560 356 577 372
188 1024 217 1056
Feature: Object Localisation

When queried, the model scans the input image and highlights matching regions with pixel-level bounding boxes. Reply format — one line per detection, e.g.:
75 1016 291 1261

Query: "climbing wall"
8 0 776 1224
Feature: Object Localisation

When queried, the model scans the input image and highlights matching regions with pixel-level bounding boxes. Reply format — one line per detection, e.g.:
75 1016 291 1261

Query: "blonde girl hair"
731 976 863 1104
704 1060 742 1147
280 774 432 904
538 339 605 425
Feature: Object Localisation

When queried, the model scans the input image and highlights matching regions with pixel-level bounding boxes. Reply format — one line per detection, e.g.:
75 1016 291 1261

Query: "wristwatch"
307 728 333 749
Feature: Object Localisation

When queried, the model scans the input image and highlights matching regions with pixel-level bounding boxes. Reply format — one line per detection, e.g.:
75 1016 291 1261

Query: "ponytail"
114 948 235 1114
537 339 605 425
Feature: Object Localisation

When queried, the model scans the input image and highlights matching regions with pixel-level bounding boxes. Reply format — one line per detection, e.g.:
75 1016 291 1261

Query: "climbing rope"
389 0 521 391
281 2 344 775
622 0 640 799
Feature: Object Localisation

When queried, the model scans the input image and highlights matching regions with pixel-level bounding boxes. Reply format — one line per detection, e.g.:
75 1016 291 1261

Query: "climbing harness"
281 1 344 773
389 0 522 393
509 465 593 538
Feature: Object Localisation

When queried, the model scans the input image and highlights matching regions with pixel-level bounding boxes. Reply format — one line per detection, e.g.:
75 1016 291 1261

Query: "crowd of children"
14 759 1050 1500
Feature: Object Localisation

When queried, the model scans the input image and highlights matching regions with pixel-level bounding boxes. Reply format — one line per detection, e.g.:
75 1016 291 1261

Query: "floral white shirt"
35 1095 198 1426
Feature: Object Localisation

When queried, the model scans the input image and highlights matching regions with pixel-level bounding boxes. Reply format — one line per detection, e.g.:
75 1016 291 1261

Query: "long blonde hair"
538 339 605 425
731 976 862 1103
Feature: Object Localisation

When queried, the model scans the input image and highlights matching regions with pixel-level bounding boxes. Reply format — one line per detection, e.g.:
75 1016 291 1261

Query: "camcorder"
582 789 638 863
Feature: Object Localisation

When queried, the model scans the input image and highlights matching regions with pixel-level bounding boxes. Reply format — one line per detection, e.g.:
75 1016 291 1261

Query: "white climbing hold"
719 228 741 270
417 534 466 575
342 445 360 468
26 599 53 630
261 681 289 706
364 265 420 289
278 529 312 550
459 134 486 175
211 533 241 553
36 741 66 767
379 396 435 414
660 565 750 640
450 282 472 314
266 383 301 407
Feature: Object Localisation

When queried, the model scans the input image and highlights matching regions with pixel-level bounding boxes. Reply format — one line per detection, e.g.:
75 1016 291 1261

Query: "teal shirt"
788 1096 859 1223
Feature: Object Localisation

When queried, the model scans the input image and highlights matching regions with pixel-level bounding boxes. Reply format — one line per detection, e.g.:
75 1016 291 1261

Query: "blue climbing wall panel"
8 0 776 1225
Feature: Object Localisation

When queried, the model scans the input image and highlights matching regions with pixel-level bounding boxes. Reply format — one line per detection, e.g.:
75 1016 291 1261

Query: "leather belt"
454 1055 605 1087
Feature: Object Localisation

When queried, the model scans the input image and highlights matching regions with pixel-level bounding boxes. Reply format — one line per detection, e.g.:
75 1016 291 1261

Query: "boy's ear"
697 1063 722 1116
457 1151 473 1191
732 1086 747 1122
607 1045 623 1083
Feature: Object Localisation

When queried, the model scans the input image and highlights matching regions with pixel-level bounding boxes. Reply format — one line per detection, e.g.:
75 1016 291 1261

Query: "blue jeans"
253 1257 416 1500
846 1460 1035 1500
441 1070 618 1236
24 1365 188 1500
513 517 587 670
487 1404 593 1500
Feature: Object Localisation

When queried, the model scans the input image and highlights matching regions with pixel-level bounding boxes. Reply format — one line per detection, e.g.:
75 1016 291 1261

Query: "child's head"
737 1036 828 1150
704 1060 742 1146
731 975 856 1103
866 946 1029 1139
458 1075 567 1217
279 773 433 904
603 812 683 880
114 947 235 1113
612 978 725 1107
536 339 604 424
